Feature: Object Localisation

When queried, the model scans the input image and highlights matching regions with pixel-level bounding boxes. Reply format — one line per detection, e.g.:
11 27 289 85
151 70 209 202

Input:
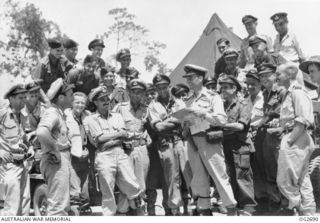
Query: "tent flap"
169 13 242 85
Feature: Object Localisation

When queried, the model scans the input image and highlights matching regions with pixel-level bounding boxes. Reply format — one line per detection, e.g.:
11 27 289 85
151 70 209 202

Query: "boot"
164 208 173 216
198 209 212 216
226 207 238 216
268 200 281 216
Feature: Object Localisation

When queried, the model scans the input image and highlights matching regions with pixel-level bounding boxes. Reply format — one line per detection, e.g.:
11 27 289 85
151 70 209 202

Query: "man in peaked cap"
36 80 74 215
271 12 305 84
214 37 231 78
147 74 186 215
115 48 141 90
0 83 34 216
249 35 277 68
83 86 141 215
183 63 237 215
113 79 150 215
170 82 194 215
299 56 320 209
203 77 217 92
145 83 157 105
219 75 257 215
300 56 320 89
33 38 74 93
239 15 273 69
87 38 106 77
245 69 264 129
251 63 286 215
221 48 241 78
22 80 49 142
271 12 300 62
171 83 190 101
143 82 160 216
63 38 79 65
218 49 247 90
66 55 101 96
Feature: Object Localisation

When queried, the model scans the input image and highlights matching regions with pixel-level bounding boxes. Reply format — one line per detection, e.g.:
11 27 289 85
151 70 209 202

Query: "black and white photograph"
0 0 320 221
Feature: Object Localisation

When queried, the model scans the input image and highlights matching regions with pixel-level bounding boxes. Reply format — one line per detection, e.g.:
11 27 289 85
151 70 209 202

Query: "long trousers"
40 150 71 216
117 145 150 213
223 137 257 210
70 156 90 203
253 128 281 204
95 146 141 215
188 135 237 210
277 132 316 215
0 161 30 216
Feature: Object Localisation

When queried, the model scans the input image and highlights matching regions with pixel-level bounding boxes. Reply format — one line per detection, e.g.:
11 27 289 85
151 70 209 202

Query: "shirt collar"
49 54 59 65
288 80 300 92
276 32 290 43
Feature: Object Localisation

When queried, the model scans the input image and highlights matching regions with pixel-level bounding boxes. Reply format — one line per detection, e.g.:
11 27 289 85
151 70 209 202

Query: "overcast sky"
1 0 320 82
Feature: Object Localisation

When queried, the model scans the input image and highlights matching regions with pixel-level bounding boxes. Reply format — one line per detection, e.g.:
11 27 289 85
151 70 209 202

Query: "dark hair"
100 65 115 76
83 55 95 64
216 38 230 46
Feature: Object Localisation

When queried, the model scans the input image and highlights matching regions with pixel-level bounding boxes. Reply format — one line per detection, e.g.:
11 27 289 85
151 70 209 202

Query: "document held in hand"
171 108 210 135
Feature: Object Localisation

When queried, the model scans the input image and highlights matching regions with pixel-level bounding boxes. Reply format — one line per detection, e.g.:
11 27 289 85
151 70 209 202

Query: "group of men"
0 11 320 217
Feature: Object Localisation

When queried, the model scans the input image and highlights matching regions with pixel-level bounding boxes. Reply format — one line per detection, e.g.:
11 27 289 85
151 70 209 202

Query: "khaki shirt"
83 112 125 150
246 91 264 128
273 32 304 63
184 88 227 134
37 104 70 153
224 95 252 140
239 34 273 69
0 105 27 152
148 96 185 128
113 102 149 139
21 102 47 132
33 54 74 93
280 80 314 129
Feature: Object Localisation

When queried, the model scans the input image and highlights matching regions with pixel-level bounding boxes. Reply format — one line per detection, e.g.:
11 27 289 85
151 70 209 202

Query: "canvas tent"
169 13 242 85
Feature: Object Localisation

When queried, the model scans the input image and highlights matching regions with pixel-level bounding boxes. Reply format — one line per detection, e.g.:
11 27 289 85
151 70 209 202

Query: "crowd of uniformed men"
1 12 320 217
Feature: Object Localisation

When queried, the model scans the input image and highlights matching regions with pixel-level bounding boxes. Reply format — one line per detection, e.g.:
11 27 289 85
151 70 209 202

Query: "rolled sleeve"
292 90 314 127
83 116 103 144
38 108 59 131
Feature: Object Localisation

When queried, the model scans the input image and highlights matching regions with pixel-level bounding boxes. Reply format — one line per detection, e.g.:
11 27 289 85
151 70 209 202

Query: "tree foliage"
0 0 62 78
104 8 171 76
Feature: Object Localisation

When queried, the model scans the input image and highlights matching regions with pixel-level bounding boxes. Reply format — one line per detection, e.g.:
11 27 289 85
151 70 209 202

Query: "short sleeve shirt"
37 105 70 153
83 112 125 150
224 96 252 140
273 32 304 63
0 105 26 152
148 96 185 128
21 102 47 132
280 80 314 128
184 88 227 133
113 102 148 139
